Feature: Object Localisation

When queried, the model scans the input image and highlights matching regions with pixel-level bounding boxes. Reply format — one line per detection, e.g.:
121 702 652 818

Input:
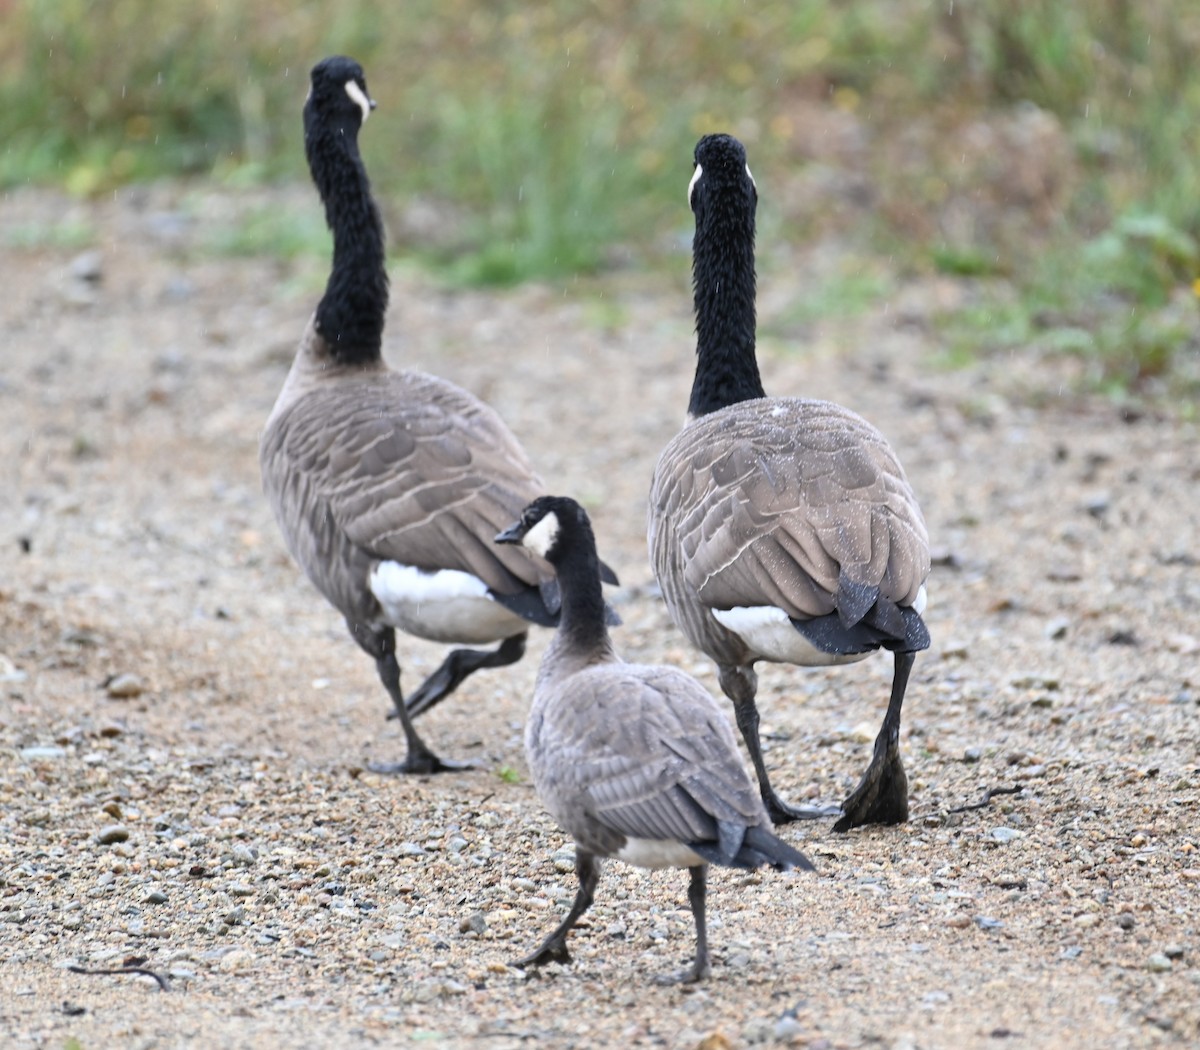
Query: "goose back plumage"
262 325 552 637
650 396 930 666
526 659 773 864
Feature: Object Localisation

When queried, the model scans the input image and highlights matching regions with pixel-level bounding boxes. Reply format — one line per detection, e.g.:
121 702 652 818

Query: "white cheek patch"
688 163 703 208
344 80 372 124
745 163 756 190
521 511 560 559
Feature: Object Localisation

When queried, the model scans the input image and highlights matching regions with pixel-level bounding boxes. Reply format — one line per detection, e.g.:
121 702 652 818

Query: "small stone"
218 949 254 972
1082 492 1110 518
20 746 67 762
105 673 145 699
962 747 982 764
1163 945 1185 961
848 722 875 744
399 841 426 857
145 890 169 905
773 1015 805 1041
68 250 104 284
459 912 487 935
231 845 256 867
227 882 255 898
96 824 130 845
988 827 1023 844
1146 953 1172 973
1116 913 1136 930
98 723 125 738
992 873 1026 889
1045 618 1070 640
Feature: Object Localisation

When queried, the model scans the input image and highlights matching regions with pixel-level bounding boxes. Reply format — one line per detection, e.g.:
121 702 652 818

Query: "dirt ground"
1 184 1198 1050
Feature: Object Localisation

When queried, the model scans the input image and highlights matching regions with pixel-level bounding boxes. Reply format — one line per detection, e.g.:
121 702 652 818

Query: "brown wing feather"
529 663 769 852
650 398 929 623
261 365 551 613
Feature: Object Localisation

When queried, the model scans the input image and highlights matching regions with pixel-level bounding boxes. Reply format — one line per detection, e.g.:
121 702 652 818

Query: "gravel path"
1 187 1198 1048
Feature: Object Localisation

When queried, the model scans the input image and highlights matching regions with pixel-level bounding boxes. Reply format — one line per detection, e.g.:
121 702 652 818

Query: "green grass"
201 202 332 260
2 218 96 251
2 0 1197 391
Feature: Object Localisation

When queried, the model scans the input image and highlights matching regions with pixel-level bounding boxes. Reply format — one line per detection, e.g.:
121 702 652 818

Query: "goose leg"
402 633 527 718
360 628 471 775
514 850 599 970
720 665 841 826
834 650 914 832
655 864 711 985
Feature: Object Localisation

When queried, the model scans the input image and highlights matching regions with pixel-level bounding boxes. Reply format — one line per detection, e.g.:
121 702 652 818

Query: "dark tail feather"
689 823 815 873
743 825 815 872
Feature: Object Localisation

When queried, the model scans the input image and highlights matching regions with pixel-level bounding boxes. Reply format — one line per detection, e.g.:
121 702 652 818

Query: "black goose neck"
551 521 612 657
687 184 765 418
305 109 388 365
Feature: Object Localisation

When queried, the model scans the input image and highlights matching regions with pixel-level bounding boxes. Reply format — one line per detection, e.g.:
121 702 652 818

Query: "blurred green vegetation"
2 0 1197 390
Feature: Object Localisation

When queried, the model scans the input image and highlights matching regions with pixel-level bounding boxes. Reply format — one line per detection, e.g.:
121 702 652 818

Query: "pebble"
145 891 169 905
105 673 145 699
1116 913 1136 930
1146 953 1172 973
992 873 1026 889
399 841 426 857
68 250 104 284
773 1015 805 1041
228 882 255 897
459 912 487 935
962 747 982 763
231 845 257 867
988 827 1023 844
218 949 254 972
1163 945 1185 961
20 746 67 761
1045 618 1070 640
96 824 130 845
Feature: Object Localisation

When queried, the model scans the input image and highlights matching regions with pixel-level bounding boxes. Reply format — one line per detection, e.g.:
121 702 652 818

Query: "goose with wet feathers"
648 133 931 830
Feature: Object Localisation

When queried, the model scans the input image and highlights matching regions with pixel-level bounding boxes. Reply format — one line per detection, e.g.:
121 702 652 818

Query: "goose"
260 56 615 774
648 134 930 831
496 495 813 984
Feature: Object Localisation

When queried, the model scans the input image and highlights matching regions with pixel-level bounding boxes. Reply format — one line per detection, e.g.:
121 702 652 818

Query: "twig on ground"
949 785 1024 814
68 964 172 992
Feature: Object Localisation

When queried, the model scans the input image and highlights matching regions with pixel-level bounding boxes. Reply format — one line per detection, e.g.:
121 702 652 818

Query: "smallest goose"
496 496 813 984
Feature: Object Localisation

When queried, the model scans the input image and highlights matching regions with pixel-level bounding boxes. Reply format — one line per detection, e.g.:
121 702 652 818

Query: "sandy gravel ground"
1 186 1198 1049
